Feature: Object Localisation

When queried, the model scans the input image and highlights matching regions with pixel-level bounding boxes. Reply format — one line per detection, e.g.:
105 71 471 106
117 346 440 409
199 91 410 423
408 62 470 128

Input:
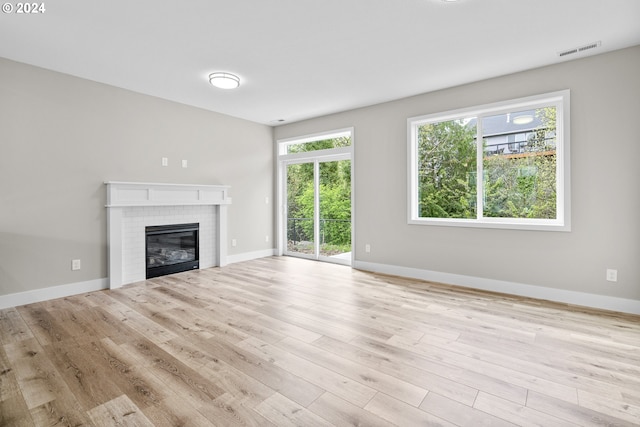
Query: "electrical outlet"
71 259 81 271
265 235 269 243
606 269 618 282
231 239 237 247
162 157 168 166
182 159 188 168
365 244 371 253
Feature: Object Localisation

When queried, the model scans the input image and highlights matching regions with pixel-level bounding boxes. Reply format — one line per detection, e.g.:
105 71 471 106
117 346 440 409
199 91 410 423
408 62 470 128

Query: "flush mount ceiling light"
513 114 534 125
208 72 240 89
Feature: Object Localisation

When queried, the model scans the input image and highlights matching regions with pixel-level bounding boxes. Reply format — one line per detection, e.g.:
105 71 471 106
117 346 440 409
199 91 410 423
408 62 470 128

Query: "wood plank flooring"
1 256 639 426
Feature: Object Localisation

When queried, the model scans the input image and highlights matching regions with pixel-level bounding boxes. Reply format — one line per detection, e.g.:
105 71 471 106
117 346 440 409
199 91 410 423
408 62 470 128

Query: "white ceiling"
1 0 639 125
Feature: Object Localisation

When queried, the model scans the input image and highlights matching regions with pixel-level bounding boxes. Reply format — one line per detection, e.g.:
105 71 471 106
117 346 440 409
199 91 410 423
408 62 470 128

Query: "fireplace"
106 181 231 289
146 223 199 279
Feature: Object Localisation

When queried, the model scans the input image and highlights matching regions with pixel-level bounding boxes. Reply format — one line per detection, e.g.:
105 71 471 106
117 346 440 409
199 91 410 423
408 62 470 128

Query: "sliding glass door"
279 129 353 265
284 157 351 264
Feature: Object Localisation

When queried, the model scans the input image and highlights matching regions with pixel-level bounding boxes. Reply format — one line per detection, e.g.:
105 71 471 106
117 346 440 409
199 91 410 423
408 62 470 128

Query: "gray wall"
275 46 640 302
0 58 274 296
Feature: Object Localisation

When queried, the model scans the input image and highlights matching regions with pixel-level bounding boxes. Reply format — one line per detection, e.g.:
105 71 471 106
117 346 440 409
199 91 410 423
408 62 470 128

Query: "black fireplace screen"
145 223 199 279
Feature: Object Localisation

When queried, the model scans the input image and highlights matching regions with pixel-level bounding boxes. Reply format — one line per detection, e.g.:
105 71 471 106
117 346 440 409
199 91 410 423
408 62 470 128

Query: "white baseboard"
0 278 109 310
0 249 275 310
4 260 637 315
226 249 277 265
353 260 640 315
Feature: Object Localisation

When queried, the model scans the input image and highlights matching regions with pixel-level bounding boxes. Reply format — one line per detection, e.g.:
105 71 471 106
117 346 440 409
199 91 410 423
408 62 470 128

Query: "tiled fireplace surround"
106 182 231 289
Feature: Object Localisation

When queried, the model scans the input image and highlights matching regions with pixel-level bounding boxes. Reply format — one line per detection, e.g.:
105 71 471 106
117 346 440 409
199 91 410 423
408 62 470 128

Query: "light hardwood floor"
1 256 639 426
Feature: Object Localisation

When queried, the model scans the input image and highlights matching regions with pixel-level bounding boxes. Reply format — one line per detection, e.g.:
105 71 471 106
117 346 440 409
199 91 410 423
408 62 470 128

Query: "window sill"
408 217 570 232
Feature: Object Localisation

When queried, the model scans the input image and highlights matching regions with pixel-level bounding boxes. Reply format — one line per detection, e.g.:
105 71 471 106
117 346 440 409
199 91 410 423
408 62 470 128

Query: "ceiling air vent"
558 41 601 57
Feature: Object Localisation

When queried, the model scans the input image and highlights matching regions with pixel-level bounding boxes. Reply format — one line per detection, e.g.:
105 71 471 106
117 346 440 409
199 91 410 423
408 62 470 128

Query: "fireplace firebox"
145 223 199 279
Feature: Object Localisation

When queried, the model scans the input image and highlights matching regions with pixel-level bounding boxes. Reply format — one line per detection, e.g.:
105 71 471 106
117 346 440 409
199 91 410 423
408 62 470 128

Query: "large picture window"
408 91 570 231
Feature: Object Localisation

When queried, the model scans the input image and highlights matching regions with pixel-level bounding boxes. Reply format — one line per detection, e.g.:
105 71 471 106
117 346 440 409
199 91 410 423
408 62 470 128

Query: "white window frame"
407 90 571 231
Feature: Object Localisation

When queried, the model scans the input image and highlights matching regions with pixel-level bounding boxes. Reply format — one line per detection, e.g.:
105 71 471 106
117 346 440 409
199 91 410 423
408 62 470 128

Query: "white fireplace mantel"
105 181 231 289
106 181 231 208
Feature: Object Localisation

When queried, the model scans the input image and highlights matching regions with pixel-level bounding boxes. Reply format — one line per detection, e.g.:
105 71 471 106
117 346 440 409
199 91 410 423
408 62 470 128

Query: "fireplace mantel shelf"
105 181 231 207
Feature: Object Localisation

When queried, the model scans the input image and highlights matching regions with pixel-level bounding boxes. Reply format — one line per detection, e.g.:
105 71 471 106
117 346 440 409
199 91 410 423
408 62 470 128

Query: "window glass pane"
287 162 315 255
319 160 351 258
417 117 477 218
287 136 351 154
482 107 557 219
